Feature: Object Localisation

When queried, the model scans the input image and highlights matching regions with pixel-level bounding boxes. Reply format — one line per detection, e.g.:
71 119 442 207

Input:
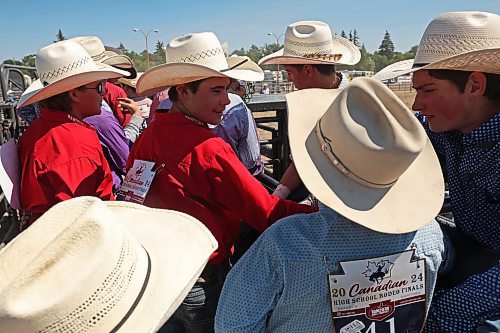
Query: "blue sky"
1 0 499 61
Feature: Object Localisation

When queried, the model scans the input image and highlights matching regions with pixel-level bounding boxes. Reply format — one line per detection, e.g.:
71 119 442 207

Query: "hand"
117 97 141 117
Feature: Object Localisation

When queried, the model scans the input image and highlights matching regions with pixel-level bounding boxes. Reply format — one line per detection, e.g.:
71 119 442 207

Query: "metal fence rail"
247 94 289 190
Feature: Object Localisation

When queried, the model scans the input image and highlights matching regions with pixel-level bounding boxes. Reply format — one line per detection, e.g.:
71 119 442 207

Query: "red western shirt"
18 108 114 225
104 82 131 127
127 112 314 264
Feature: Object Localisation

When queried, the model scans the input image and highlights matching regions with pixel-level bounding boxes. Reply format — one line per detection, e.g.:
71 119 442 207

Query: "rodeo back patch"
328 250 426 333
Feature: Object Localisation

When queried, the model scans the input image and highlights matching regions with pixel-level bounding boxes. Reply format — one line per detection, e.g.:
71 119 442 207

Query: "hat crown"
415 11 500 66
318 78 427 187
71 36 108 62
165 32 228 71
0 198 150 332
36 40 96 86
283 21 335 57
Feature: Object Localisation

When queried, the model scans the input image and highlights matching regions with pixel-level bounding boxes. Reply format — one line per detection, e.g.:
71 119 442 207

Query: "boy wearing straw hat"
125 31 315 333
215 78 447 333
259 20 361 201
374 11 500 333
407 12 500 333
16 40 128 229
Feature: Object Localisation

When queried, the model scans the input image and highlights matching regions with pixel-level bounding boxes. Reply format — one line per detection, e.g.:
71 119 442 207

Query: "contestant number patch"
329 251 426 333
116 160 156 204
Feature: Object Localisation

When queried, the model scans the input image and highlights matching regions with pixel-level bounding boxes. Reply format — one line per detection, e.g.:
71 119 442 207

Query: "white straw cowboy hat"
17 40 127 108
0 196 217 333
286 77 444 233
136 32 264 96
118 72 144 89
72 36 138 79
372 59 414 81
373 11 500 81
258 21 361 66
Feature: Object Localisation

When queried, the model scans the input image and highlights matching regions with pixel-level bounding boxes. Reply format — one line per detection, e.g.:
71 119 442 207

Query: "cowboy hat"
286 77 444 233
17 40 128 108
136 32 264 96
72 36 138 79
258 21 361 66
0 196 217 333
118 72 144 89
373 11 500 81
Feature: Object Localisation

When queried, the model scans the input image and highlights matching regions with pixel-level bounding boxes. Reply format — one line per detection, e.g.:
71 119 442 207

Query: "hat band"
315 119 396 189
110 247 152 332
221 58 248 72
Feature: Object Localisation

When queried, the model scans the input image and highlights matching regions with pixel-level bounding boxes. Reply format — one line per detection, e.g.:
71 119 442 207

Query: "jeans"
158 261 231 333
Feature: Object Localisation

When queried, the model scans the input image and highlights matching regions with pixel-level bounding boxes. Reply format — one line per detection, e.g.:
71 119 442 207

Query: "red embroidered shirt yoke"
18 108 114 225
127 112 314 264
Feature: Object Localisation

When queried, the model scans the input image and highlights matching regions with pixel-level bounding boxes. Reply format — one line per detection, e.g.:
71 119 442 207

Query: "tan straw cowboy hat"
0 196 217 333
373 11 500 81
17 40 128 108
286 77 444 233
258 21 361 66
71 36 138 79
136 32 264 96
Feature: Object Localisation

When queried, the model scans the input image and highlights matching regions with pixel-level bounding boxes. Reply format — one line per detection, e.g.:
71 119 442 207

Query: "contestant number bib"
116 160 157 204
329 251 426 333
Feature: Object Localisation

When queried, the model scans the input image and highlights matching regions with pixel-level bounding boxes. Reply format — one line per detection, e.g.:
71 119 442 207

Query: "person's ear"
176 84 189 98
304 65 315 77
466 71 487 98
67 88 80 102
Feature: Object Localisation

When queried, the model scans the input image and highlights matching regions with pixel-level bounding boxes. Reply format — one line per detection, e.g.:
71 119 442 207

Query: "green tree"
54 29 66 43
154 40 164 55
348 30 353 42
378 30 395 59
352 29 360 47
22 54 36 67
118 42 128 53
341 30 347 39
355 45 375 71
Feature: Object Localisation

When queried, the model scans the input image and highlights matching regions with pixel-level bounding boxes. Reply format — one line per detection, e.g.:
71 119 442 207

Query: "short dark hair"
168 79 205 102
38 91 72 112
287 64 336 76
428 69 500 101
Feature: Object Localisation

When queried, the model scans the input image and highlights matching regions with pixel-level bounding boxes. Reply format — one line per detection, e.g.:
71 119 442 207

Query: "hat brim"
136 57 263 96
102 52 138 79
259 35 361 66
420 47 500 74
372 59 415 81
105 201 217 332
17 65 128 108
286 88 444 234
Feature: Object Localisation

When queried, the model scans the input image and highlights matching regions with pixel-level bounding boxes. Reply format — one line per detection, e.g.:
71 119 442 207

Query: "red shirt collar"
39 108 94 129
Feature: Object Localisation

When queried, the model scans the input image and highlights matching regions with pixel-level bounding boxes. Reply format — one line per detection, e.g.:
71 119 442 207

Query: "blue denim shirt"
216 204 446 333
211 93 263 176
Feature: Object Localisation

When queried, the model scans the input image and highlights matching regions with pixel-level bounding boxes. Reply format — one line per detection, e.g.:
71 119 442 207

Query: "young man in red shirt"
17 40 127 228
126 31 315 333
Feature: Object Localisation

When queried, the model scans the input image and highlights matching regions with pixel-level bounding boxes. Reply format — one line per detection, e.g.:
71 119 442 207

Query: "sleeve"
41 156 114 202
243 106 264 175
92 114 130 177
206 143 314 233
215 233 283 332
123 114 144 143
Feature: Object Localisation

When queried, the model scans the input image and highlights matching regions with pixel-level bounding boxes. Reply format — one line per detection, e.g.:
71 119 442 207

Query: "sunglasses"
80 82 105 95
